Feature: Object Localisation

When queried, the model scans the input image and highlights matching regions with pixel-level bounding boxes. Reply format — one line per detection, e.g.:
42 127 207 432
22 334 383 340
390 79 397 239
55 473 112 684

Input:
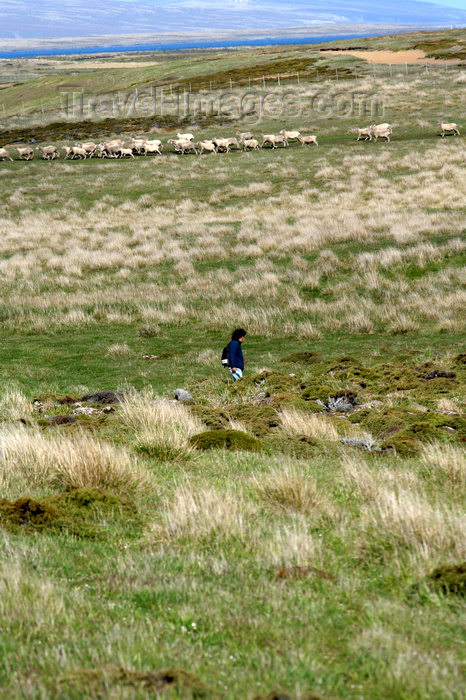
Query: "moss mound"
229 404 280 437
255 691 341 700
427 562 466 596
60 665 208 697
0 488 139 539
280 351 322 364
265 433 329 458
234 370 300 396
349 408 465 453
190 405 230 430
301 383 335 402
190 429 265 452
0 497 61 532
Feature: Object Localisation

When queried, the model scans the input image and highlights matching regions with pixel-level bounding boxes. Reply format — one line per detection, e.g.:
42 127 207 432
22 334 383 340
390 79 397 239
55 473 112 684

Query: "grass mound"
426 562 466 596
280 351 322 364
0 488 139 539
190 429 265 452
255 690 341 700
60 665 208 697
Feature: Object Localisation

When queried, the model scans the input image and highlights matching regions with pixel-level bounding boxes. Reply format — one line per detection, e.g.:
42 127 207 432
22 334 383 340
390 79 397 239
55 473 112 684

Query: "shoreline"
0 23 430 58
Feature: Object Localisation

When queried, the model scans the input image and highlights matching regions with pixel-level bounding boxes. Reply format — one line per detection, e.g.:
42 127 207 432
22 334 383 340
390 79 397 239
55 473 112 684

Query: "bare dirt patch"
324 49 458 64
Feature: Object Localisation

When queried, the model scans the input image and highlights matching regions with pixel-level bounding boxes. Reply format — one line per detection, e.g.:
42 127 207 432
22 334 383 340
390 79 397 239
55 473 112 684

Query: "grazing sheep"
241 138 260 151
177 133 194 141
237 131 253 141
279 129 301 145
370 123 392 142
261 134 286 148
298 134 318 146
0 147 13 161
197 140 217 154
438 121 460 137
15 146 34 160
62 146 73 159
36 145 59 160
356 127 372 141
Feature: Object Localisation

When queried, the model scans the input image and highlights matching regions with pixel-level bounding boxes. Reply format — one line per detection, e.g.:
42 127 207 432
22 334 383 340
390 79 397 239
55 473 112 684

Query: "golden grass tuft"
0 427 150 495
420 442 466 485
253 464 331 515
119 392 204 462
279 408 339 441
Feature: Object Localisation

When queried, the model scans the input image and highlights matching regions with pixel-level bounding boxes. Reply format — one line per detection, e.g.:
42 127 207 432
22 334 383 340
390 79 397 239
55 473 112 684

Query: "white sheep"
177 133 194 141
142 142 162 156
0 147 13 161
119 147 135 158
298 134 318 146
241 138 260 151
356 127 372 141
261 134 286 149
237 131 253 141
36 145 59 160
212 137 231 153
197 140 217 154
279 129 301 145
15 146 34 160
438 121 460 137
370 124 392 142
168 139 197 154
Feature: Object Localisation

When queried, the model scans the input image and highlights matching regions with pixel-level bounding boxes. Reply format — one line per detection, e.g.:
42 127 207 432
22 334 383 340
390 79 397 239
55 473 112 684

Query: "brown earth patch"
323 49 459 64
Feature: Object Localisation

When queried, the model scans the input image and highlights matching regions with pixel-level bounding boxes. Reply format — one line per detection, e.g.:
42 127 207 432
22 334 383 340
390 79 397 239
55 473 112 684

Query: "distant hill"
1 0 466 40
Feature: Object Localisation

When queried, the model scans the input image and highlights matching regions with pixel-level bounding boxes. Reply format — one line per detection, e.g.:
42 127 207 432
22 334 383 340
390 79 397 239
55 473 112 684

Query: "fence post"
277 73 280 86
373 65 376 78
229 78 232 91
316 68 318 80
209 80 212 91
425 62 428 73
170 84 173 96
248 77 251 88
297 71 300 86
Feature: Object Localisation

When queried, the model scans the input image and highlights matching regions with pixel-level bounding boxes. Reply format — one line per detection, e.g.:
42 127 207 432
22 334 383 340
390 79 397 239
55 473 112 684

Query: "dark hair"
232 328 247 341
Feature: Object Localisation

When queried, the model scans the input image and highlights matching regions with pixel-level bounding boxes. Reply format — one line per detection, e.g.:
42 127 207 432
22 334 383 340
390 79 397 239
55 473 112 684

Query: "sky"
428 0 466 8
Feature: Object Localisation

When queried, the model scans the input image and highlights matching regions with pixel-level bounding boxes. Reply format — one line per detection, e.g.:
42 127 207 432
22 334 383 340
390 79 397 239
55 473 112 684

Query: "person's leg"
229 368 243 381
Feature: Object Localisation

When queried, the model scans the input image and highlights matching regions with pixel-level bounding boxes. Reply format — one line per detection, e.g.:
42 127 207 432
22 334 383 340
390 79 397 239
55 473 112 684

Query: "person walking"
228 328 246 381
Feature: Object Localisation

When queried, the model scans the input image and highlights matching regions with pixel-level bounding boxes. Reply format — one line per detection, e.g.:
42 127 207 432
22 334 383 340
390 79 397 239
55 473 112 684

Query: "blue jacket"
228 340 244 370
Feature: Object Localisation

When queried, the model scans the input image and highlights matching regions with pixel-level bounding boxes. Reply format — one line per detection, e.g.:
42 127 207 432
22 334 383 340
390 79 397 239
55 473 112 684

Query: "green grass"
0 30 465 700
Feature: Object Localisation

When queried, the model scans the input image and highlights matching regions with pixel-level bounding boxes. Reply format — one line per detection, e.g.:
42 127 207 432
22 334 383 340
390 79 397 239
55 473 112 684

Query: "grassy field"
0 29 465 700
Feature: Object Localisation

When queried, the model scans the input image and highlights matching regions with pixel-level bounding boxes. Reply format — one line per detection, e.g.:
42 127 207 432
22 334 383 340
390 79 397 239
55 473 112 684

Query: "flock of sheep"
0 121 460 162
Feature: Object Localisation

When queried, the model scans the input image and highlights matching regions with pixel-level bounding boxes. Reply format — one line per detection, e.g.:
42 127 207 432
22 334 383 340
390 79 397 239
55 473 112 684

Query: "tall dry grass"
0 427 150 495
119 392 204 462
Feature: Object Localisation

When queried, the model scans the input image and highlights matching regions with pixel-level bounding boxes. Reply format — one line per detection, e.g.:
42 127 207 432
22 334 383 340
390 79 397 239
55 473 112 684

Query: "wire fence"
1 61 464 125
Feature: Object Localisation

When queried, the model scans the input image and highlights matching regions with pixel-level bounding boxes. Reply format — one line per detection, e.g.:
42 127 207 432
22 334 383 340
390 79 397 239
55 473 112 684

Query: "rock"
316 392 358 413
340 435 380 451
173 389 194 403
72 406 101 416
81 390 125 404
142 354 158 360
